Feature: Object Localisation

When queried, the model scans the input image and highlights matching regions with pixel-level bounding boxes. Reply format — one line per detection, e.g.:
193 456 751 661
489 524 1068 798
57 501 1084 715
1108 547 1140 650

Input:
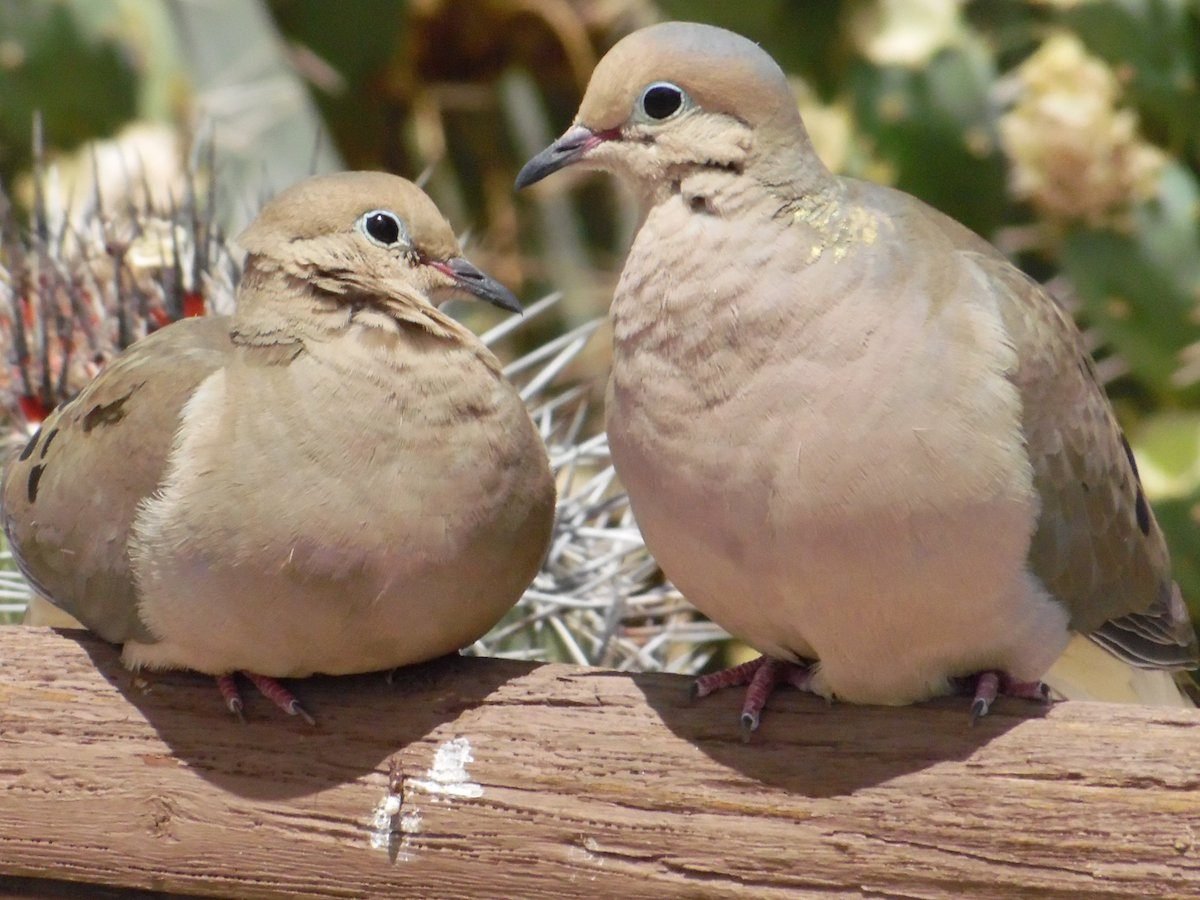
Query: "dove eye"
639 82 686 120
359 210 411 249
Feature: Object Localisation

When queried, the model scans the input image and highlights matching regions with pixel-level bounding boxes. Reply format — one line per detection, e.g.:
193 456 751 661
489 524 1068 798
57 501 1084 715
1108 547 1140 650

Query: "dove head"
515 22 826 201
238 171 520 314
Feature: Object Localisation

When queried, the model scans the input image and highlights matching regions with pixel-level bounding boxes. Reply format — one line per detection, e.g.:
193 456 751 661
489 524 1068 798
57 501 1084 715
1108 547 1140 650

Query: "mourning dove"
4 171 555 721
516 22 1198 729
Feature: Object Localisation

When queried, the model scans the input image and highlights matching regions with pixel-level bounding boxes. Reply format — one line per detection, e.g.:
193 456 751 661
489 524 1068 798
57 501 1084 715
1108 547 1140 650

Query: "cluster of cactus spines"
0 141 721 672
468 294 727 672
1 123 237 441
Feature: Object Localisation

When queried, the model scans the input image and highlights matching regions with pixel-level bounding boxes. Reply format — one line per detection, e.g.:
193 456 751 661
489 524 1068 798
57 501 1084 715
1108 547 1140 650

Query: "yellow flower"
998 32 1163 226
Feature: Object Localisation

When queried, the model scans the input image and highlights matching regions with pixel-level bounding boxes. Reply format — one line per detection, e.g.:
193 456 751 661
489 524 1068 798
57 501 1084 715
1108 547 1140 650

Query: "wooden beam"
1 626 1198 898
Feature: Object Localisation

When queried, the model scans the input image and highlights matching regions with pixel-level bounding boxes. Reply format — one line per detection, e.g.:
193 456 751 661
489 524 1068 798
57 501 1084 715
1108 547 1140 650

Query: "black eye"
363 210 401 245
640 82 684 120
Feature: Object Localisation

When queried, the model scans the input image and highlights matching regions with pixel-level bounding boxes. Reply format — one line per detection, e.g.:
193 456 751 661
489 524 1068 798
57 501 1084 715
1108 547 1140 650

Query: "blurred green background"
1 0 1199 634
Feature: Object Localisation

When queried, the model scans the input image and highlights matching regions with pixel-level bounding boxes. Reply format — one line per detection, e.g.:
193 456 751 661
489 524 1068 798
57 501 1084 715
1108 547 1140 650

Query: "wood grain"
1 626 1197 898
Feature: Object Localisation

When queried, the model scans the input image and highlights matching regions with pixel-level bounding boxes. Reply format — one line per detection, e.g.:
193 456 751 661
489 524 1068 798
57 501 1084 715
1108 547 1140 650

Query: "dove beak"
515 125 606 190
432 256 523 314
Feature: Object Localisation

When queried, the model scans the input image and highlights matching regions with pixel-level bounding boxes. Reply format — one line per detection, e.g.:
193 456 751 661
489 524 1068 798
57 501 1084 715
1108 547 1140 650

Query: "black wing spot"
1119 433 1141 479
27 464 45 503
1135 486 1152 536
18 427 41 461
1119 432 1152 535
39 427 59 458
82 391 133 433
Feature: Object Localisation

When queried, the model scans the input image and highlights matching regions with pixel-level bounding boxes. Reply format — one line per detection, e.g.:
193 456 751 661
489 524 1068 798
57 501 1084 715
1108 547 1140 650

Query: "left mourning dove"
3 171 556 721
516 22 1198 730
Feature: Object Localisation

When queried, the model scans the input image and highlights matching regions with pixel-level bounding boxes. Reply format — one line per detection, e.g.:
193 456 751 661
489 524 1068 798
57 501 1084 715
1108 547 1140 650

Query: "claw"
740 711 759 741
694 655 814 736
228 697 246 723
244 671 316 725
216 673 246 723
286 698 317 726
965 670 1048 723
213 671 315 724
970 697 990 724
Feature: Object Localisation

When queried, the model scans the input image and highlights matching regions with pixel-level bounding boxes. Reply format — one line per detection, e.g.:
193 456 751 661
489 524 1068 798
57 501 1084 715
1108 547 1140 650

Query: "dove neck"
662 124 837 222
746 115 834 204
229 255 347 345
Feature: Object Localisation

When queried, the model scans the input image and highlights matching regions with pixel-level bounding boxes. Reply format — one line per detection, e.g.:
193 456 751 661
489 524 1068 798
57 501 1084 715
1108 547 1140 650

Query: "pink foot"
215 672 315 725
694 655 813 738
967 670 1049 723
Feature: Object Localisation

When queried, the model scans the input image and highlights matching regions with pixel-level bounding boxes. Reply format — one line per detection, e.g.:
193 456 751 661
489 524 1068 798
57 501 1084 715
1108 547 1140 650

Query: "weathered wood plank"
1 626 1197 898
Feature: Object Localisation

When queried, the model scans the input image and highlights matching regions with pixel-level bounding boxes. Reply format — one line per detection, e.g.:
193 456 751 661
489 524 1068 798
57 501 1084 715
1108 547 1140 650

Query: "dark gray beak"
434 257 522 314
514 125 603 190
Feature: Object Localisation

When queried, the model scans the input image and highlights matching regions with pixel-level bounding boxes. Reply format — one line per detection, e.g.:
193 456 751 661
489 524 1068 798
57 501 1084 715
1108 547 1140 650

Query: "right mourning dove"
3 171 556 721
516 22 1198 730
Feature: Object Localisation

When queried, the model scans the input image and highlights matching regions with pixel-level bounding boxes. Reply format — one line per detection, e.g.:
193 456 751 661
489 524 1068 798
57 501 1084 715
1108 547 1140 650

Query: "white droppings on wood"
368 789 423 862
409 737 484 800
399 808 422 834
398 811 422 840
368 792 403 852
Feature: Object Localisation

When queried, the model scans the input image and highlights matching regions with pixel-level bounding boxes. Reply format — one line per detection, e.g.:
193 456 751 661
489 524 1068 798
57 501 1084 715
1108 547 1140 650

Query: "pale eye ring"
639 81 686 120
358 209 411 248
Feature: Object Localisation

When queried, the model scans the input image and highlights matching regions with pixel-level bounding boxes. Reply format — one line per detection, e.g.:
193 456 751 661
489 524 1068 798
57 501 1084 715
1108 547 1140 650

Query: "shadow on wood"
72 629 525 800
2 626 1198 898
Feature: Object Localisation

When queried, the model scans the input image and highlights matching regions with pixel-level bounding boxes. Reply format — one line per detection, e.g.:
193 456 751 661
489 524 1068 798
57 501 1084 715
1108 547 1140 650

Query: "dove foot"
216 672 315 725
965 670 1049 723
693 655 814 738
